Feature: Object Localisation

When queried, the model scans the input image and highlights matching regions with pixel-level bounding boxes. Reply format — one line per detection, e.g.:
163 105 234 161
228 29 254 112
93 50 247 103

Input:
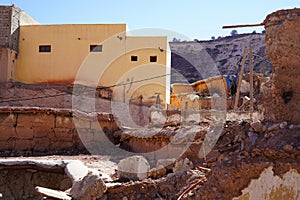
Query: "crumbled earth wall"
100 120 300 200
0 107 118 156
263 8 300 123
0 82 112 109
187 162 300 200
103 170 201 200
0 167 71 200
233 166 300 200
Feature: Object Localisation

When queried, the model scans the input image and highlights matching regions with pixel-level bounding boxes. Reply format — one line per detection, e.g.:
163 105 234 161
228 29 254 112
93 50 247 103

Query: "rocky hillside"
170 33 272 83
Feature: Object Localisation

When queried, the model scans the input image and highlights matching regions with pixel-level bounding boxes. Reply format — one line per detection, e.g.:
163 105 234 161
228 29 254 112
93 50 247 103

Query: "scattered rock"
217 154 225 162
206 150 220 163
267 123 281 131
117 156 150 181
280 121 288 129
251 148 262 157
156 158 176 171
70 172 107 200
150 108 166 125
173 158 194 174
250 121 263 132
283 144 293 152
148 165 167 179
288 124 300 129
65 161 89 182
165 114 182 126
240 151 250 158
248 132 258 145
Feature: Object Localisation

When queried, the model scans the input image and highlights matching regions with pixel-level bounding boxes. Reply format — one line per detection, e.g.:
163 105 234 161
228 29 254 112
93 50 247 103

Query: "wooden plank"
35 186 72 200
234 47 248 110
249 47 254 112
222 23 264 29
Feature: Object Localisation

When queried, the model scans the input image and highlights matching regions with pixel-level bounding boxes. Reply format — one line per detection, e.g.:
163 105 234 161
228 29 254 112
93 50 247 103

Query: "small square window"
90 45 103 52
150 56 157 62
39 45 51 53
131 56 138 61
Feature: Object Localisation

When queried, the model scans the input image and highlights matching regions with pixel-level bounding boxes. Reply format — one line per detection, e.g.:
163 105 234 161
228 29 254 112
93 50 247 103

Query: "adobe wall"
263 8 300 123
0 48 9 81
0 167 71 200
0 107 118 156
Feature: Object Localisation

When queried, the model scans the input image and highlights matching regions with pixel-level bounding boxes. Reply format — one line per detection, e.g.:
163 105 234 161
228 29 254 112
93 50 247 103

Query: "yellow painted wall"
15 24 169 106
191 75 226 95
16 24 127 83
99 36 168 104
171 83 194 94
170 75 227 109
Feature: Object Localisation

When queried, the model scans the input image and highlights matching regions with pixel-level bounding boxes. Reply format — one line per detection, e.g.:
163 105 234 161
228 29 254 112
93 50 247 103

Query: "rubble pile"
99 120 300 200
0 7 299 200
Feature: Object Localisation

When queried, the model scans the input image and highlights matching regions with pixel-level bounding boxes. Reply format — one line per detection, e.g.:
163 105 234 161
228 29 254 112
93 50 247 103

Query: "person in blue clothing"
230 76 237 96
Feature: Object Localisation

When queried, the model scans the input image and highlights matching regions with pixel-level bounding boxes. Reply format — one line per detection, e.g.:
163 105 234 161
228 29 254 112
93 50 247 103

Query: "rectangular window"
90 45 103 52
39 45 51 53
131 56 138 61
150 56 157 62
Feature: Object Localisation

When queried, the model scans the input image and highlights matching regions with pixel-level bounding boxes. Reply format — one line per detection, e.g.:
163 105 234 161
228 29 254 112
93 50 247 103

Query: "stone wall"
263 8 300 123
0 167 71 200
0 6 12 48
0 5 21 51
0 5 20 81
0 107 119 156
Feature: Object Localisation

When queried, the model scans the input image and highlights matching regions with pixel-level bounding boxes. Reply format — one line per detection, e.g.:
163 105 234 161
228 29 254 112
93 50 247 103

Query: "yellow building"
0 6 171 106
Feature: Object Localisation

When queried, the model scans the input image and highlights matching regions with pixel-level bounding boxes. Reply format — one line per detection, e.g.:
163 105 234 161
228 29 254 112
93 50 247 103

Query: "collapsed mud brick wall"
263 8 300 123
0 166 71 199
0 107 118 156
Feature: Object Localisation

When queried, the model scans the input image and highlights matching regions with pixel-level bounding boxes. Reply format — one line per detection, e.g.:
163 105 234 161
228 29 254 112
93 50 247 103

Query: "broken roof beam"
222 23 264 29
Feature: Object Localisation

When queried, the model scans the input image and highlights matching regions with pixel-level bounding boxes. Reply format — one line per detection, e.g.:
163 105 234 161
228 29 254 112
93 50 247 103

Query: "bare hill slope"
170 33 272 83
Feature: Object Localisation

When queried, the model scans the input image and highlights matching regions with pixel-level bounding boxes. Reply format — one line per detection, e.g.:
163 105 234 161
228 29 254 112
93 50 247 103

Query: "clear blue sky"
2 0 299 40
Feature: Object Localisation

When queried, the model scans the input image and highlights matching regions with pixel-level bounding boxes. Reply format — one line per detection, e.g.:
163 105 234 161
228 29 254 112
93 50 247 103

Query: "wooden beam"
234 47 248 110
222 23 264 29
35 186 72 200
249 47 254 112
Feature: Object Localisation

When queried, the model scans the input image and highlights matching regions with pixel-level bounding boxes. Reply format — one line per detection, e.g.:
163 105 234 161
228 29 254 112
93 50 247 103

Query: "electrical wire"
0 74 171 103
